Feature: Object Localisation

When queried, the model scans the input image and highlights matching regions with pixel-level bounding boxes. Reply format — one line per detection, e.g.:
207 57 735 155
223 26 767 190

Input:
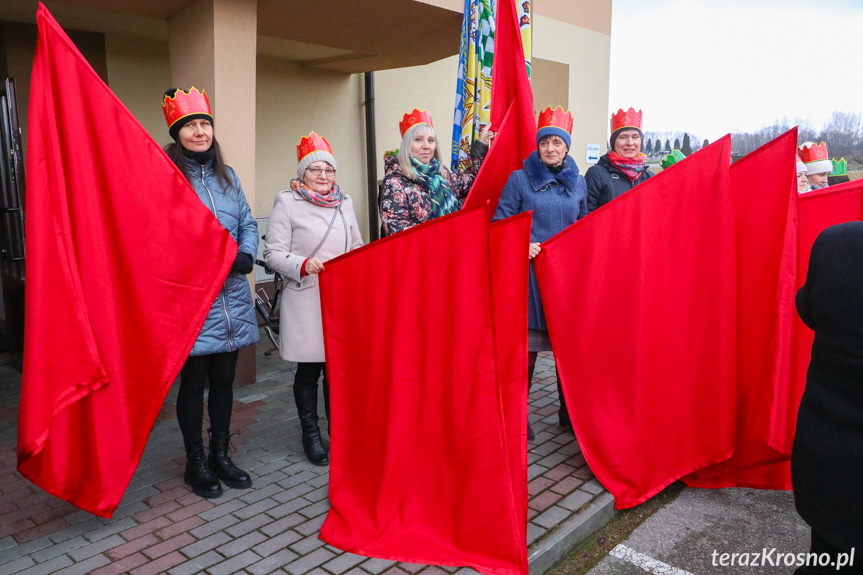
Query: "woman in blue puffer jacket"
162 87 259 499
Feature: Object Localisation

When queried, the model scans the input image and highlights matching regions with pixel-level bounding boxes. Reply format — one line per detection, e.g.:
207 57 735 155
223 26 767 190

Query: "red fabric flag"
685 130 798 489
463 0 535 216
489 213 531 573
17 4 236 518
774 181 863 455
319 207 525 575
535 137 737 509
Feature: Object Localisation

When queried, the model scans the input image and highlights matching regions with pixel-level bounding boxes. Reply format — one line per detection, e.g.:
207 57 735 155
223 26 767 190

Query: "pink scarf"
608 151 647 182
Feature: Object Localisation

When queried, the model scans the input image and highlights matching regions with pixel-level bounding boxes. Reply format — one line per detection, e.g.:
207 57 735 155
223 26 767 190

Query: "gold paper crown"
798 141 829 163
297 132 333 163
400 109 434 137
611 107 642 133
537 106 573 134
162 87 211 129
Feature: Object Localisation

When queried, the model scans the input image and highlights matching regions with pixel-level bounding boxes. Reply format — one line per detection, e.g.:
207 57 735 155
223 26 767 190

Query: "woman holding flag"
162 87 259 499
493 106 587 441
380 109 490 235
264 133 364 466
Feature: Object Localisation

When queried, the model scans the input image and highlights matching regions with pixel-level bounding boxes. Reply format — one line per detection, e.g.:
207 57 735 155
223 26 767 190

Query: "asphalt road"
587 487 813 575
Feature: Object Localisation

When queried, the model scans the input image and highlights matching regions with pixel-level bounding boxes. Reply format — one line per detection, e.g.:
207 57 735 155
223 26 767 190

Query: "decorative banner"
536 137 737 509
517 0 531 79
463 0 536 217
18 3 236 517
451 0 495 172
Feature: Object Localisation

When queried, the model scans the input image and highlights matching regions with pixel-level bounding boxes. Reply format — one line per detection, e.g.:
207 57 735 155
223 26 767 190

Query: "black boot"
208 430 252 489
184 438 222 498
557 379 572 429
323 378 331 437
527 418 536 442
294 378 328 466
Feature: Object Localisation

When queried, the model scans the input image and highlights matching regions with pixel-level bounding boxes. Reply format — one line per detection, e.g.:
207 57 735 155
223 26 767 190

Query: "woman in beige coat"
263 133 363 465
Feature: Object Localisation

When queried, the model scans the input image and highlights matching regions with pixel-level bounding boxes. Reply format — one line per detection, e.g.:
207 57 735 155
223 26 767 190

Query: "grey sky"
609 0 863 141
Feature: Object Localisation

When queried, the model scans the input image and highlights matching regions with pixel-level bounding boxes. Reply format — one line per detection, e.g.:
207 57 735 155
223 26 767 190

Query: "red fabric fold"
489 213 531 574
535 137 737 509
778 181 863 454
319 207 525 575
463 0 535 216
685 130 799 489
17 3 236 518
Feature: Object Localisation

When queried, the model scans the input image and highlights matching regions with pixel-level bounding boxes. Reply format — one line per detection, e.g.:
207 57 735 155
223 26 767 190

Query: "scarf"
608 151 648 182
182 145 215 165
290 178 344 208
410 156 462 218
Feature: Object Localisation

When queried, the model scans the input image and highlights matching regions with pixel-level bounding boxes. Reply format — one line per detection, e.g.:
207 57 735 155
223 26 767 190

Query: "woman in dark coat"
493 106 588 441
162 88 259 499
793 221 863 572
585 107 653 213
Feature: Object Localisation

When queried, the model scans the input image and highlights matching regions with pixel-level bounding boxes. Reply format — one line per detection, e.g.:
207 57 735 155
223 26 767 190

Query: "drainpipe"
364 72 380 241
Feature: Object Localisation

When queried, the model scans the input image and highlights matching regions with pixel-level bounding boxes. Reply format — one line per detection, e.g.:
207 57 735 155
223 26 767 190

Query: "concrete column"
168 0 259 385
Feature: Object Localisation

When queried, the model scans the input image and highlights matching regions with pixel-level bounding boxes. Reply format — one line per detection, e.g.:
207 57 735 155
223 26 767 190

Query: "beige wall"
255 55 366 234
373 55 460 186
105 35 171 144
533 13 611 164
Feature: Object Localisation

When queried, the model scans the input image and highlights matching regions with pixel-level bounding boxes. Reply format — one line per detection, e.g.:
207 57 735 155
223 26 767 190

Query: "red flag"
776 181 863 454
463 0 535 216
17 4 236 517
319 207 525 575
535 137 737 509
685 131 798 489
489 213 531 574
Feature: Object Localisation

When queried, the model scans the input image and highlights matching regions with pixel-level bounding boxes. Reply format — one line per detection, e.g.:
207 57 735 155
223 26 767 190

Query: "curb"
528 492 618 575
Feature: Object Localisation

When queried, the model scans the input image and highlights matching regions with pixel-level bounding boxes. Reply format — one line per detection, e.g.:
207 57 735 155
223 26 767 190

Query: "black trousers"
177 351 239 445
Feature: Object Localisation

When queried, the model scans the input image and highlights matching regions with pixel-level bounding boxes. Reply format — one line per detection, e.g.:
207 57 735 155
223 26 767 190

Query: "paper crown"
829 157 848 176
537 106 573 133
400 109 434 136
661 149 686 170
611 107 642 133
297 132 334 163
798 141 829 163
162 87 211 130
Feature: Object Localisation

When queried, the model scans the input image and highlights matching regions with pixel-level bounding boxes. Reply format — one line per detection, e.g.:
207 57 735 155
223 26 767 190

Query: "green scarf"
410 156 462 219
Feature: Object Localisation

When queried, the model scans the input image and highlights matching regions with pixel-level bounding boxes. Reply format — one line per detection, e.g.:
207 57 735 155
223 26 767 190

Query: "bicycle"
253 257 282 356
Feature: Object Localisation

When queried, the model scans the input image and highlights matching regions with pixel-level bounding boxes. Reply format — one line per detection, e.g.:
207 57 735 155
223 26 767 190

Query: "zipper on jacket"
200 164 235 351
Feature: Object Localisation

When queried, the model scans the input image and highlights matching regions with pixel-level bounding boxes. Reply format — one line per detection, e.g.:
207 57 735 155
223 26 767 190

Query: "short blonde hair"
398 123 445 181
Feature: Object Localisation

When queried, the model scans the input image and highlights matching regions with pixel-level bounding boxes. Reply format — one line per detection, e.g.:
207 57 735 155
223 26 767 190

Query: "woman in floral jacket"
380 109 490 236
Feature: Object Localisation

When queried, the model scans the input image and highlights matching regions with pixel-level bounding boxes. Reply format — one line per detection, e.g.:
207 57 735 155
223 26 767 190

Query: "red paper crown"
611 107 642 133
798 141 829 163
162 87 211 129
399 109 434 136
297 132 334 163
537 106 573 134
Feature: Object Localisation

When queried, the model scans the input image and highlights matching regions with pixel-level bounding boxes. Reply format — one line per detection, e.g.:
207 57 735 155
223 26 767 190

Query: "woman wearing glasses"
264 133 363 465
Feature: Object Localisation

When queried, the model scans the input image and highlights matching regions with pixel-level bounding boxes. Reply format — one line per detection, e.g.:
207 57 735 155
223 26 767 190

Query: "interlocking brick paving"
0 341 605 574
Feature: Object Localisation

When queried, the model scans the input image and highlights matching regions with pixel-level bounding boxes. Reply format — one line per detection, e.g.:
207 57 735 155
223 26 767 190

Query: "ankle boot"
294 379 328 466
184 438 222 498
208 429 252 489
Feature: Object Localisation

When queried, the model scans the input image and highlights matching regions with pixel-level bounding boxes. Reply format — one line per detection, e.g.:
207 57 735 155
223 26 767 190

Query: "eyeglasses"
306 167 336 177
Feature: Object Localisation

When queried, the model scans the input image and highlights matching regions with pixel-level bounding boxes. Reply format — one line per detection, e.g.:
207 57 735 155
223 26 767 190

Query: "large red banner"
18 4 236 517
535 137 738 509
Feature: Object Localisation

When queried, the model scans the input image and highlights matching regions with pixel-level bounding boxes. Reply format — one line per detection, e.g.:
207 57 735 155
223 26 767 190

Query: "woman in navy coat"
493 106 587 441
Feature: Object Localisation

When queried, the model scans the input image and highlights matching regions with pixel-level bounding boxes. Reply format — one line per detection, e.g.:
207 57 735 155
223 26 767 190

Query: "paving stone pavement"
0 336 607 575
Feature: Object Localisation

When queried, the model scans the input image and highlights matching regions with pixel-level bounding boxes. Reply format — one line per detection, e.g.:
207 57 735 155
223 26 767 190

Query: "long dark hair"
164 136 234 191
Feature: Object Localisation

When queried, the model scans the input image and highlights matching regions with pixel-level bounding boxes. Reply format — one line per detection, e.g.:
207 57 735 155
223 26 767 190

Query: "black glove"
231 252 254 275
